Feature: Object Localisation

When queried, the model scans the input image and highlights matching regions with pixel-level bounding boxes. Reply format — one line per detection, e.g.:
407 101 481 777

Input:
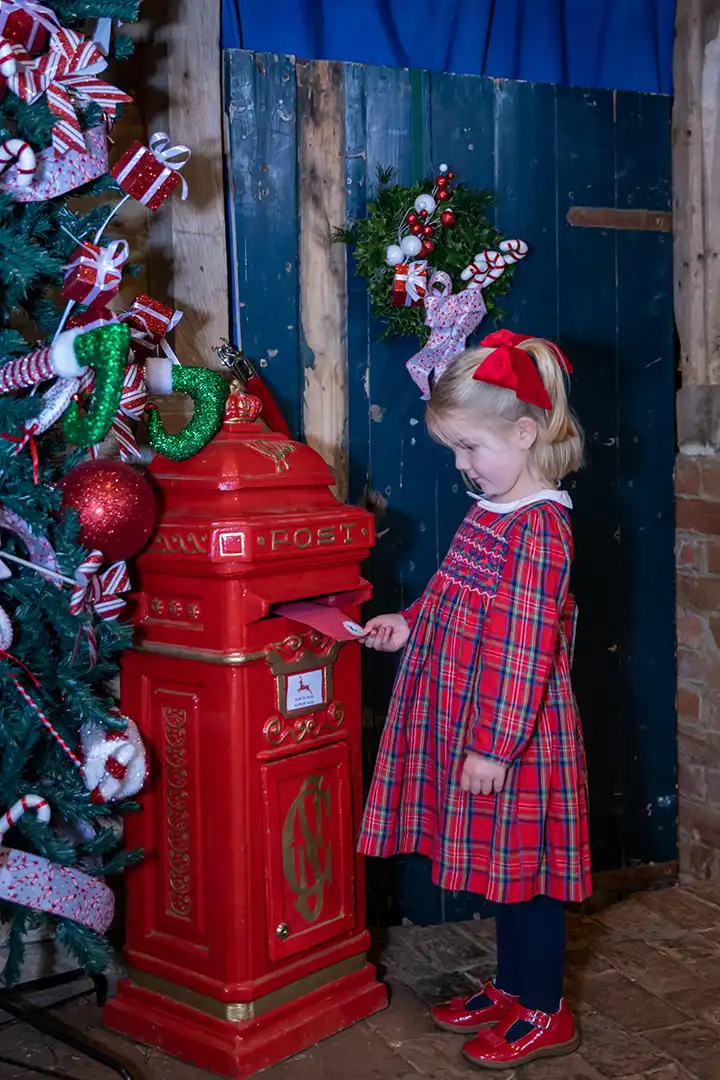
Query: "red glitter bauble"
59 461 157 562
436 175 448 188
437 189 450 201
422 224 433 237
410 222 423 235
440 210 455 226
406 211 419 224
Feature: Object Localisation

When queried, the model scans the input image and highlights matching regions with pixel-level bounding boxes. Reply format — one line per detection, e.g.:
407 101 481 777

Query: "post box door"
261 742 356 961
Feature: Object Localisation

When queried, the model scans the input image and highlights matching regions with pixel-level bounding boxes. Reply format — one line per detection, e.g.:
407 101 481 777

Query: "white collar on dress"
467 488 573 513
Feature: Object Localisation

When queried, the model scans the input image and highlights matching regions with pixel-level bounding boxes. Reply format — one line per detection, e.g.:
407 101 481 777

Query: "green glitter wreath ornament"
63 323 131 449
147 365 229 461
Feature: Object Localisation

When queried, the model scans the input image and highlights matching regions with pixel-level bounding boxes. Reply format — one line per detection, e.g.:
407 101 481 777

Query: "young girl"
358 329 591 1069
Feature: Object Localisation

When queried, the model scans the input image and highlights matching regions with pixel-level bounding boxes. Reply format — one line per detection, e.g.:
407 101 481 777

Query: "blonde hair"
426 338 584 483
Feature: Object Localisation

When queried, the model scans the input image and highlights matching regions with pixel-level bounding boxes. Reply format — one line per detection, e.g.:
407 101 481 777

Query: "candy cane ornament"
0 795 51 839
461 239 529 286
0 35 18 76
0 138 36 187
0 327 97 395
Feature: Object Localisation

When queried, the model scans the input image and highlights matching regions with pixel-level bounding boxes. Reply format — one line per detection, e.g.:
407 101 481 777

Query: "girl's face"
444 413 538 500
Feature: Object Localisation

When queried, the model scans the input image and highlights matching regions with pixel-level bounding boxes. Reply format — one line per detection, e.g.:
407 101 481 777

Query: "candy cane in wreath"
0 138 37 187
461 239 529 290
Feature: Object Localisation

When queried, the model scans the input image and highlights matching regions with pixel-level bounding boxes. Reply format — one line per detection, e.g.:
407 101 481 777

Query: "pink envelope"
274 601 364 641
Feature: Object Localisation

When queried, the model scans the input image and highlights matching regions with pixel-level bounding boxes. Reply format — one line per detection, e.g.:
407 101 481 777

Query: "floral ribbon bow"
79 363 146 461
8 28 132 155
406 272 488 399
70 550 130 665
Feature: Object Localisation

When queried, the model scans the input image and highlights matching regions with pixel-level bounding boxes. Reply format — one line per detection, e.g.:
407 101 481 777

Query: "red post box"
104 391 387 1077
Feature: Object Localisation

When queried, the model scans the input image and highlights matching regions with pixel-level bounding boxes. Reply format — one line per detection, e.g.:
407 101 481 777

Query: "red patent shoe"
462 1000 579 1068
431 982 518 1033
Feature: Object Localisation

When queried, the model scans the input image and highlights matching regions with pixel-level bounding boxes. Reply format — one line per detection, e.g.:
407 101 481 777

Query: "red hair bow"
473 345 552 410
480 329 573 374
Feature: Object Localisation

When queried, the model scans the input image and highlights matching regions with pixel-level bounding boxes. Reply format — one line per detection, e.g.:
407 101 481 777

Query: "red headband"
480 329 573 375
473 345 552 410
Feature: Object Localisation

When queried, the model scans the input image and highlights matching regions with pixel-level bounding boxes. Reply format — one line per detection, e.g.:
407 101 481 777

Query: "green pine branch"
0 0 143 986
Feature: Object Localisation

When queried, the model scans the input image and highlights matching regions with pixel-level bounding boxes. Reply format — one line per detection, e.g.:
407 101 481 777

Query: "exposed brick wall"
676 451 720 879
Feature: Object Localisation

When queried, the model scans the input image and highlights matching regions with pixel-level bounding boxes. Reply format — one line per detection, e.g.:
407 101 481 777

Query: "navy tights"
468 895 566 1017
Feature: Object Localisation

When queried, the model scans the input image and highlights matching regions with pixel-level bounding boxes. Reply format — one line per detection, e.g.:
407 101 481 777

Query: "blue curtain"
222 0 675 94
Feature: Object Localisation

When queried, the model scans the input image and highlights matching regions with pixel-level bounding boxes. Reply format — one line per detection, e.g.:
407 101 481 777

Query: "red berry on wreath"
436 176 448 188
406 211 418 224
422 224 433 237
420 209 428 218
411 222 423 235
440 210 455 226
421 240 435 255
437 189 450 202
447 171 455 180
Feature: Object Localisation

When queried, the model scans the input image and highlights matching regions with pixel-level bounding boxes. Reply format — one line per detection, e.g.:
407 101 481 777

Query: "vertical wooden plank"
426 71 498 923
345 62 371 511
427 71 496 193
360 65 444 927
223 51 302 436
614 91 677 865
555 85 624 874
492 81 560 340
297 61 348 497
145 0 229 368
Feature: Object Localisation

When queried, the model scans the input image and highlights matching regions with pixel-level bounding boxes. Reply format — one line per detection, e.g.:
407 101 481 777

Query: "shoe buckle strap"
526 1009 552 1030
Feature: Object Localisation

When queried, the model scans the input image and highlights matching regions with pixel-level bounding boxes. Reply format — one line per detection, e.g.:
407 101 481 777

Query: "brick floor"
4 886 720 1079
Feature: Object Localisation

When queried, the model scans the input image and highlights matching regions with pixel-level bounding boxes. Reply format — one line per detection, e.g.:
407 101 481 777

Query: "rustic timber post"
297 61 349 501
121 0 229 373
673 0 720 879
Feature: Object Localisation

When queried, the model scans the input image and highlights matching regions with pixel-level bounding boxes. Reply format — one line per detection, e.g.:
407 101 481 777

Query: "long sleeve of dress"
467 510 571 764
400 595 425 633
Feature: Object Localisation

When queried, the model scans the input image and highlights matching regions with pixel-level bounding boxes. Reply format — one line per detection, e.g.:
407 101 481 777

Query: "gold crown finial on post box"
224 390 263 424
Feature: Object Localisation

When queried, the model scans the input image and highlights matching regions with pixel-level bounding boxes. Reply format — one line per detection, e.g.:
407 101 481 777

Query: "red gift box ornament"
119 293 183 360
62 239 129 308
111 132 190 212
7 27 132 155
392 259 427 307
0 0 59 53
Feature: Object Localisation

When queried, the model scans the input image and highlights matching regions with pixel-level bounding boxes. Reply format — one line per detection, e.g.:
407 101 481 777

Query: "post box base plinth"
104 963 388 1078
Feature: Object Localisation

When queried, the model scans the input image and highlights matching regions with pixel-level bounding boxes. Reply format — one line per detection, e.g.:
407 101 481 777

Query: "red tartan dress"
358 490 592 904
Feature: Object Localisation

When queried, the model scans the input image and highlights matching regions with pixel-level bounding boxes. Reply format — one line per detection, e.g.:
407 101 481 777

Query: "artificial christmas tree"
0 3 233 1071
0 0 149 993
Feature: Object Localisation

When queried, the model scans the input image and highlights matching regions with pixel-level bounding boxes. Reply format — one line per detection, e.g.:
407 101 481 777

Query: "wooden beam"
567 207 672 232
135 0 229 373
297 60 348 500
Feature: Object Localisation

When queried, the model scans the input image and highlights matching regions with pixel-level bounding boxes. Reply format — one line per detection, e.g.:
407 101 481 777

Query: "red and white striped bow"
70 551 129 621
8 28 132 155
70 551 130 666
79 363 146 461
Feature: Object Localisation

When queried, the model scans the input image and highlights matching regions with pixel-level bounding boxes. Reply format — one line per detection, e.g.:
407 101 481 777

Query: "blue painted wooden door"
224 52 677 924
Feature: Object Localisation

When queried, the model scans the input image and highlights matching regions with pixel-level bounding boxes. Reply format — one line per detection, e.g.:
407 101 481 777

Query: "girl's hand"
461 753 507 795
361 614 410 652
